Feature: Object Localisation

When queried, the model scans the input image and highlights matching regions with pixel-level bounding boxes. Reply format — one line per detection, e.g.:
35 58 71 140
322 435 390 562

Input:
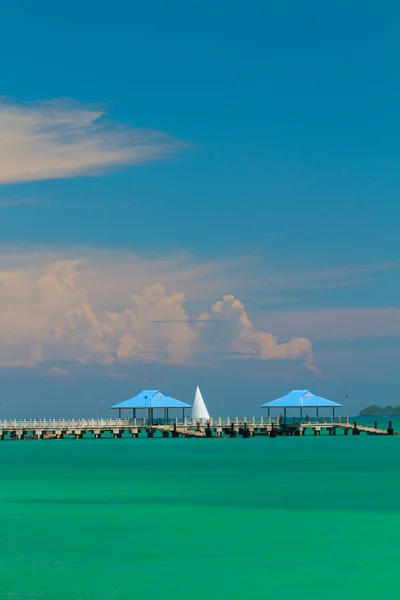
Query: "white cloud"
255 307 400 340
109 372 131 380
110 284 196 363
0 259 110 366
196 295 313 365
0 98 185 183
0 197 39 208
0 249 313 370
46 367 71 377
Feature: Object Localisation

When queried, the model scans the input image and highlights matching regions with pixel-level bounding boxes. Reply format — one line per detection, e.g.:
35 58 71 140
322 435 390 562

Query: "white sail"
191 386 210 420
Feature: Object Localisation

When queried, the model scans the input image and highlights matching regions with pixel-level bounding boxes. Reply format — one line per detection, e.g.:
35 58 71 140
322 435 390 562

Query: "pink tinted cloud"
0 253 314 370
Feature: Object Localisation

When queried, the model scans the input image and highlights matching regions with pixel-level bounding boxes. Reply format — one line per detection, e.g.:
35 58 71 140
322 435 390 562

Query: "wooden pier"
0 416 396 440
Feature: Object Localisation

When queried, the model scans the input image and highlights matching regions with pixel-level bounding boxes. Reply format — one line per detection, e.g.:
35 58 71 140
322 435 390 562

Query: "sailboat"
191 386 210 421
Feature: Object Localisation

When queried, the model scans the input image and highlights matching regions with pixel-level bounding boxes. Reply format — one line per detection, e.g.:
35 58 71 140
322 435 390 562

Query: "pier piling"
243 422 250 438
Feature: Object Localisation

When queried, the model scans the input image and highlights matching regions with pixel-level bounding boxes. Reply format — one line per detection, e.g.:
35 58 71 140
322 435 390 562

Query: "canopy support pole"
316 407 319 423
118 409 121 419
300 406 303 423
284 407 287 425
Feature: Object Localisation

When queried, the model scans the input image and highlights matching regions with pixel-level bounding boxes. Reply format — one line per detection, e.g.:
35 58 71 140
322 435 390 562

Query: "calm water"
1 433 400 599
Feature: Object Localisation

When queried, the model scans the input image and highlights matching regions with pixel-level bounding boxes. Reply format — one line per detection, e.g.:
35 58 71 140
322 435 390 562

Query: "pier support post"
387 420 394 436
147 429 154 438
162 430 169 438
242 423 250 438
230 422 237 438
172 422 179 437
374 421 378 430
344 428 348 435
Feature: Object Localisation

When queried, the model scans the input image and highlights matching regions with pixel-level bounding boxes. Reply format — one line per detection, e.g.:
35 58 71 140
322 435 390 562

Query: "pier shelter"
111 390 191 425
261 390 342 425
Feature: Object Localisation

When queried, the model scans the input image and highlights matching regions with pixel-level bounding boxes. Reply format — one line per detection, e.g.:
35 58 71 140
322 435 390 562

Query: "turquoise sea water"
1 432 400 599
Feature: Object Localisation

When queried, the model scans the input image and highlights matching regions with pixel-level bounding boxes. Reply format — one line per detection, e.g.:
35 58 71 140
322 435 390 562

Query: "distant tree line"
359 405 400 416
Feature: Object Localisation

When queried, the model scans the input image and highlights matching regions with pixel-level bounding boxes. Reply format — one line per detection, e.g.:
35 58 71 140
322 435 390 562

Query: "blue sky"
0 0 399 416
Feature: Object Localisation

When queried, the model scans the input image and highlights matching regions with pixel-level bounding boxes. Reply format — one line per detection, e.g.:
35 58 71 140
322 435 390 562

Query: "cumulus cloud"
109 284 196 363
196 295 313 364
0 98 185 183
0 259 111 366
0 250 313 370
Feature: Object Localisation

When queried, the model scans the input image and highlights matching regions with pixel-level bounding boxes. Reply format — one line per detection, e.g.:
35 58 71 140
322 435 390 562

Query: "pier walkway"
0 416 395 439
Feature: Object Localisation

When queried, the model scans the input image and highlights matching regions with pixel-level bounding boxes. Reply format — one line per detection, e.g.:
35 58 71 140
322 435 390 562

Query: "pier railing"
0 416 352 429
0 417 281 429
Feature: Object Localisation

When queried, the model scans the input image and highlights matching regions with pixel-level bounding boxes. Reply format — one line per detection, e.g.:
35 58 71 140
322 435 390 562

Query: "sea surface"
1 422 400 599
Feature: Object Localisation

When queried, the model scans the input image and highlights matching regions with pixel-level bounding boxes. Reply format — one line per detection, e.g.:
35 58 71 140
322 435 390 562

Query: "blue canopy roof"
111 389 191 410
261 390 342 408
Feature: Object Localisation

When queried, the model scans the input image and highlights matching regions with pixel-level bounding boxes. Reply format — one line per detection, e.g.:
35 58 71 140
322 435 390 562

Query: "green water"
1 436 400 599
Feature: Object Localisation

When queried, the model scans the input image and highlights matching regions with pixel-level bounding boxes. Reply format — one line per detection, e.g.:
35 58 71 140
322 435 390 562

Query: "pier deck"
0 416 396 439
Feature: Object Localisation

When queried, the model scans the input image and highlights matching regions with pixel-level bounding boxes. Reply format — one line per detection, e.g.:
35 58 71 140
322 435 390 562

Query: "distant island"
359 405 400 417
